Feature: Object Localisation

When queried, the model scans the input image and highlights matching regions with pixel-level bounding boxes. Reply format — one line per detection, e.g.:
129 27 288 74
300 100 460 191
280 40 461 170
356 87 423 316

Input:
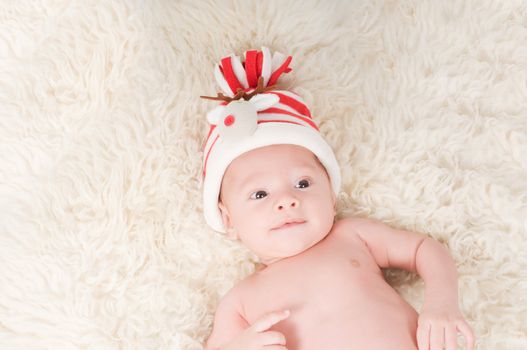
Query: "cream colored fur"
1 1 526 349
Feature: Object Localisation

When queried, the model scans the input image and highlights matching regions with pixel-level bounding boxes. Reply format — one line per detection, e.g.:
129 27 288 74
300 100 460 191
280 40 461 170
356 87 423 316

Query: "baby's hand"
417 303 474 350
221 310 290 350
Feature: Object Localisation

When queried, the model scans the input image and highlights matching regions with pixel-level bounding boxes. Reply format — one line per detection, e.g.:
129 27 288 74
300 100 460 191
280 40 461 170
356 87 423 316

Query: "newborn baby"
205 144 473 350
200 47 474 350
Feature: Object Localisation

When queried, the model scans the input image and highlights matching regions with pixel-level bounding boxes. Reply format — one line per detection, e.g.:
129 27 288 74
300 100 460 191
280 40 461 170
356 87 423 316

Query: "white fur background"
1 0 526 349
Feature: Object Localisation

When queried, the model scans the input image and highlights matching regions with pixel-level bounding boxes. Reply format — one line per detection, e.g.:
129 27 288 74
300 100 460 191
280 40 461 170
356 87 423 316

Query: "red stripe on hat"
268 56 293 86
259 107 319 130
257 51 263 78
203 125 216 149
270 92 311 118
221 57 244 94
245 50 258 88
203 134 219 177
257 120 303 126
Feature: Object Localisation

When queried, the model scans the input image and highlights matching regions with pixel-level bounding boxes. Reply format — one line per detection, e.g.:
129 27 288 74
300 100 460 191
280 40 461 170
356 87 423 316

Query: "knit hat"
201 46 341 233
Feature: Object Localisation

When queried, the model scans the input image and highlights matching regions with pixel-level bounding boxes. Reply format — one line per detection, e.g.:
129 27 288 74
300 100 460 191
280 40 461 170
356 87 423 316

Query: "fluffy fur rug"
1 0 526 349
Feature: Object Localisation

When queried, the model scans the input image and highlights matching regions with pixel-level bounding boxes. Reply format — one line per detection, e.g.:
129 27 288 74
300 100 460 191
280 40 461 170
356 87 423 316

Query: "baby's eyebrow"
235 165 318 188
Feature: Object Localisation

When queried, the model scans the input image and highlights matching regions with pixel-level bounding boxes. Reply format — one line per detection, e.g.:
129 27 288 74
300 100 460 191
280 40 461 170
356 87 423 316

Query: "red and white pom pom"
213 46 292 97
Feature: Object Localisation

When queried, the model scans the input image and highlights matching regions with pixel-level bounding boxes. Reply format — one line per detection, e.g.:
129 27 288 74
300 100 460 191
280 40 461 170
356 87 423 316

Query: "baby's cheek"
308 192 334 213
313 203 336 232
236 215 253 230
233 207 260 228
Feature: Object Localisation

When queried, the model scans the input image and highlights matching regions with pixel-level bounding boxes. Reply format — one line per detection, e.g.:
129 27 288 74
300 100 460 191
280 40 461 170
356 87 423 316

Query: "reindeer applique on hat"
201 47 341 233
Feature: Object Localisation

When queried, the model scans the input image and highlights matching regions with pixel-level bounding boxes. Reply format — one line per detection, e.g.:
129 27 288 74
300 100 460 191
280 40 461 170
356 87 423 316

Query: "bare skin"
205 144 474 350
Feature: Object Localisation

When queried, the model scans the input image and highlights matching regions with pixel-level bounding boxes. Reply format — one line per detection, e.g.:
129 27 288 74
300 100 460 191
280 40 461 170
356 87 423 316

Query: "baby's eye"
250 190 268 200
295 179 311 189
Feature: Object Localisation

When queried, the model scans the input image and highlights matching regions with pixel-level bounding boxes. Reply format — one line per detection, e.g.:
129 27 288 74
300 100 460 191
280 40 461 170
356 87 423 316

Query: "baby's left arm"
342 217 474 350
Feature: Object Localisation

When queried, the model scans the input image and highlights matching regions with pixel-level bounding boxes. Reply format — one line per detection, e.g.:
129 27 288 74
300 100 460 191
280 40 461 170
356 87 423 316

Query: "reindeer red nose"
224 115 235 126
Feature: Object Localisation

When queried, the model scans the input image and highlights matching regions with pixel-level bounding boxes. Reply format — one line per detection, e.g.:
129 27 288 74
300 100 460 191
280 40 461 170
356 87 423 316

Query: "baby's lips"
271 219 306 230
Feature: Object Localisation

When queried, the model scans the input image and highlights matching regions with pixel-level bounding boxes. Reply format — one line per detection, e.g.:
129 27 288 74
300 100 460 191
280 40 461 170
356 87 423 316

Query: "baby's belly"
248 277 418 350
286 293 418 350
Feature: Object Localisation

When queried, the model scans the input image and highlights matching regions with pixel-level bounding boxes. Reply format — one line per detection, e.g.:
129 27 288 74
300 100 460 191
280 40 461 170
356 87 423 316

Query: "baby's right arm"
205 290 289 350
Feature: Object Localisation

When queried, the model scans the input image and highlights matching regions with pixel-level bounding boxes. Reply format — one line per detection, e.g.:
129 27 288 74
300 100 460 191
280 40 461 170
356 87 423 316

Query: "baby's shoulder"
331 216 377 238
221 269 264 300
215 276 255 314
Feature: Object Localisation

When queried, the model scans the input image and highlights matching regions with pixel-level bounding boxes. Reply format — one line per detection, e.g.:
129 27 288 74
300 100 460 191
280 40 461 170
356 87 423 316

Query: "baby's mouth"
271 219 306 231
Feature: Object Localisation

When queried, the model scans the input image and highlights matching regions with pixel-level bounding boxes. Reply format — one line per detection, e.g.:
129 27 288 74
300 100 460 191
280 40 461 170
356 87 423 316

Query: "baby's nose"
275 197 299 211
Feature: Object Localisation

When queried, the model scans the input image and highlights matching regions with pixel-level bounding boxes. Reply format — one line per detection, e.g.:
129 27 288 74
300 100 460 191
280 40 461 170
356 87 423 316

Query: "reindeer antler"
200 77 276 102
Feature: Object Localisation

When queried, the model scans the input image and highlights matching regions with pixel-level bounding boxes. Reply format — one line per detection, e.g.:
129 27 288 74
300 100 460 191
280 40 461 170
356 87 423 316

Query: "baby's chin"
268 229 329 257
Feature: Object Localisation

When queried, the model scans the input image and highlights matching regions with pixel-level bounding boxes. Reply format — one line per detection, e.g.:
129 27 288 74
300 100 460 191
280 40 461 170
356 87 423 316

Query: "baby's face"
218 144 336 264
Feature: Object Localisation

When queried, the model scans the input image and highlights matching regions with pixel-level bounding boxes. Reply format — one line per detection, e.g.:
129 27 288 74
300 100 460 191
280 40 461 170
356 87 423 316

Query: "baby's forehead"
224 147 323 183
219 146 328 200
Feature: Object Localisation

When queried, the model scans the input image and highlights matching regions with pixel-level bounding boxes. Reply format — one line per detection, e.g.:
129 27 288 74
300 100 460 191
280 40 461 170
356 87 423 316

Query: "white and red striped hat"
201 47 341 232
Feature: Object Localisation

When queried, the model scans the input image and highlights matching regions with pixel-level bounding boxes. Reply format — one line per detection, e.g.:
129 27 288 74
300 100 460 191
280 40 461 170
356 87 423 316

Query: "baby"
200 47 474 350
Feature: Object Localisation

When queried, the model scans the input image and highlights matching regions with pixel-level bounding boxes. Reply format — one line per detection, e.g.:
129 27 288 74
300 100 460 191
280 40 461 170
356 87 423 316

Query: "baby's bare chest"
240 232 418 349
243 235 384 317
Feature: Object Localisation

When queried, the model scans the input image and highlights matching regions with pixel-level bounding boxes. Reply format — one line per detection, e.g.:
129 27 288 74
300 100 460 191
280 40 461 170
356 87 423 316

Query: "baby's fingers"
444 324 457 350
457 320 475 350
259 330 287 346
251 310 290 333
416 322 430 350
429 323 443 350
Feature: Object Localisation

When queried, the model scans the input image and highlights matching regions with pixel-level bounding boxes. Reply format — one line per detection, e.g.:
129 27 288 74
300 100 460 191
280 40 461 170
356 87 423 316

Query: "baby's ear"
218 201 238 239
